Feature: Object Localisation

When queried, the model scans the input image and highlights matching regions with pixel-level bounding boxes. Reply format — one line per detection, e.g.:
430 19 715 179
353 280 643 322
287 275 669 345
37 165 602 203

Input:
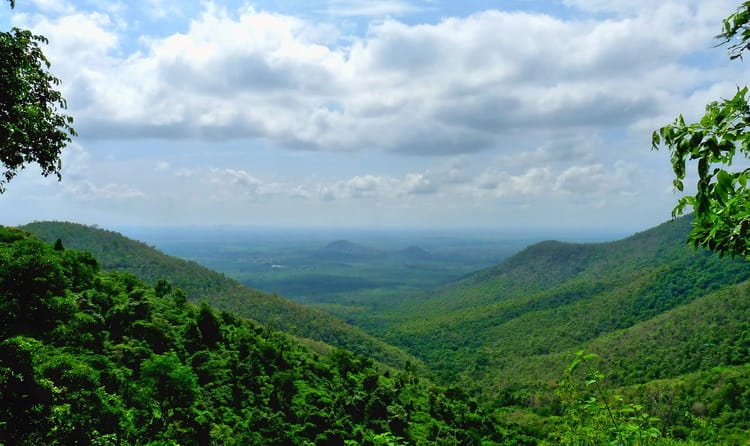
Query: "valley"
4 0 750 443
16 216 750 443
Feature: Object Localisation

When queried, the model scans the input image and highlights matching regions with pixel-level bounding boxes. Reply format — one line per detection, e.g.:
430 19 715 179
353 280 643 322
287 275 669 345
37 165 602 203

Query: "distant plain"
122 226 628 322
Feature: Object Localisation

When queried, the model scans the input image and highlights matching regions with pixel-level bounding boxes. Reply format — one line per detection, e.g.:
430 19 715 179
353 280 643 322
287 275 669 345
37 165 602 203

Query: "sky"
1 0 747 232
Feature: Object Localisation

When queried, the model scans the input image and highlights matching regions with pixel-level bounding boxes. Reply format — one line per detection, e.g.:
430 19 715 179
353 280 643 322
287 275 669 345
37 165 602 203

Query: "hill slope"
0 226 524 445
15 218 750 442
362 216 750 387
20 221 421 371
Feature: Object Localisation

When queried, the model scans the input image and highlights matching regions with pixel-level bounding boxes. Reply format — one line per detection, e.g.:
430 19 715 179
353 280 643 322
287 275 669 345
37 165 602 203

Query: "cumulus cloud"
153 161 170 172
469 156 642 208
554 161 639 199
401 173 435 194
426 157 472 185
14 1 736 158
204 168 285 200
60 143 91 181
1 1 726 229
54 145 145 201
303 172 440 201
477 167 554 198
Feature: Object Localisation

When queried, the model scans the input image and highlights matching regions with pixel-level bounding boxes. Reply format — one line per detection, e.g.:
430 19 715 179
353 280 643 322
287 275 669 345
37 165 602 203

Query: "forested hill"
0 226 529 445
405 216 698 315
10 220 750 442
20 221 421 371
323 215 750 441
370 215 750 387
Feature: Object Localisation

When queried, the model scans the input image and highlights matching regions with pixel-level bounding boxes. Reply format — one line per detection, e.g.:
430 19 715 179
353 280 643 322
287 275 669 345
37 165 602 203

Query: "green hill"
482 279 750 386
0 226 529 445
18 218 750 443
345 215 750 442
362 216 750 390
19 221 421 372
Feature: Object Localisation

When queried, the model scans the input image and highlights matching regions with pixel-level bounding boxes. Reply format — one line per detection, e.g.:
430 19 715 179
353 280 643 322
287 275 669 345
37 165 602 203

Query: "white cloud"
554 161 639 198
174 168 194 178
475 166 553 198
0 1 731 229
18 11 119 61
60 143 91 181
401 173 436 195
54 145 145 201
426 157 471 185
205 168 283 200
19 1 736 159
346 174 390 197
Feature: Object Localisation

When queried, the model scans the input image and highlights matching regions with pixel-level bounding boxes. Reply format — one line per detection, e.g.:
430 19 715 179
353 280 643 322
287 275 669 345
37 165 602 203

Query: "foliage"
284 216 750 442
365 217 750 386
652 2 750 257
0 226 530 445
624 365 750 443
716 1 750 61
21 221 422 371
0 1 76 193
13 218 750 443
550 352 677 446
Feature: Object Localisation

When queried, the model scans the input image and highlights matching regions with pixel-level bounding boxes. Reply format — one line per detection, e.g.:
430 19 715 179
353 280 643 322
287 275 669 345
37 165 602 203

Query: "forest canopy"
653 1 750 258
0 0 76 193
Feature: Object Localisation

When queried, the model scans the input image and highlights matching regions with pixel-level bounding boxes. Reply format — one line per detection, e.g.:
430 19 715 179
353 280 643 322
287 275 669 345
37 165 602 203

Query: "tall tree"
653 2 750 257
0 0 76 193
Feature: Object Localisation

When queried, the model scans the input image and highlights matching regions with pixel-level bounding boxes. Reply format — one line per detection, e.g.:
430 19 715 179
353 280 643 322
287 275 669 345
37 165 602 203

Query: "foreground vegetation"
16 218 750 442
1 226 541 445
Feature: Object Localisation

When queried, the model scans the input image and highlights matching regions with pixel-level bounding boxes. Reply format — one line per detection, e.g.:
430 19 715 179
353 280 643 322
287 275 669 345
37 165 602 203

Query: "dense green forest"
21 221 423 373
358 217 750 383
1 226 541 445
14 218 750 443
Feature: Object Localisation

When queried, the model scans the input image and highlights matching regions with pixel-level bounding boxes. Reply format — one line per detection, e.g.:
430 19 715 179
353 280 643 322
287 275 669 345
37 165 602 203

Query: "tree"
0 0 76 193
653 2 750 257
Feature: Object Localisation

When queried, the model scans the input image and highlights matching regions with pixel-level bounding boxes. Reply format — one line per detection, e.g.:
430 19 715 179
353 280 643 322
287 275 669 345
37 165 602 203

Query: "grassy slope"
20 221 423 371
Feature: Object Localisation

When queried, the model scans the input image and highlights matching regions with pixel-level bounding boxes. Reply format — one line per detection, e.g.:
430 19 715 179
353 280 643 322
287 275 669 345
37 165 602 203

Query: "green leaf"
717 169 733 189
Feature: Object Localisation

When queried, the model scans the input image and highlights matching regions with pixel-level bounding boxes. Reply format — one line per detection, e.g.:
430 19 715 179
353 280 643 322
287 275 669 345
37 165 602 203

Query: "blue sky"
1 0 747 231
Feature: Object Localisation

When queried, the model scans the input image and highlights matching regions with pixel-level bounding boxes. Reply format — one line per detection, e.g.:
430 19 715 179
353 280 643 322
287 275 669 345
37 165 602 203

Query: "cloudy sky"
1 0 746 231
